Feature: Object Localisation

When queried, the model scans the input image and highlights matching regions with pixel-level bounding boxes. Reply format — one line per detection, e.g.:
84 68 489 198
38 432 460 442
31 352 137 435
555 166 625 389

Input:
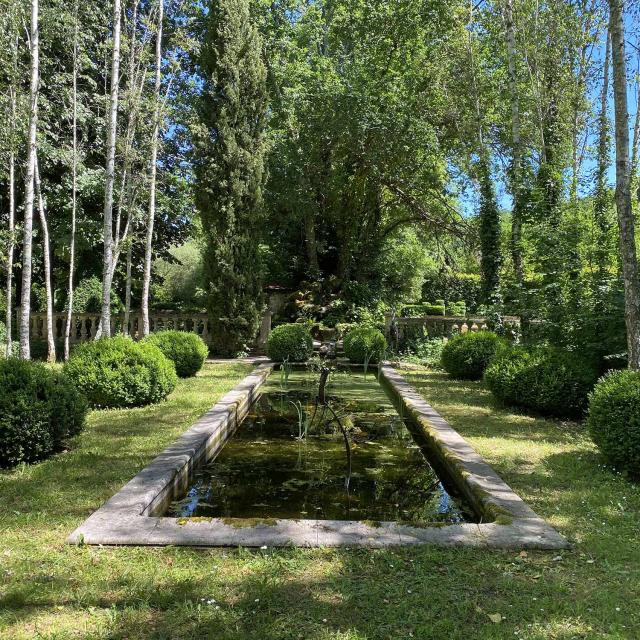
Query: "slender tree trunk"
19 0 40 360
141 0 164 337
304 212 320 276
594 30 611 280
65 0 79 360
99 0 122 339
609 0 640 369
124 239 132 336
505 0 524 287
5 68 17 358
34 158 56 363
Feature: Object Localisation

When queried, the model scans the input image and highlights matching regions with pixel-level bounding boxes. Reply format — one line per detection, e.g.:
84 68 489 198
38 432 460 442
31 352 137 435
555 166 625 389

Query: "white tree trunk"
609 0 640 370
34 158 56 363
141 0 164 337
5 75 16 358
99 0 122 339
19 0 40 360
65 1 79 360
124 240 132 336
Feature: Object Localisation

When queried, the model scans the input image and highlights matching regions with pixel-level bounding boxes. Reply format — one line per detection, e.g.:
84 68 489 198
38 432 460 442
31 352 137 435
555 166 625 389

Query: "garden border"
67 363 569 549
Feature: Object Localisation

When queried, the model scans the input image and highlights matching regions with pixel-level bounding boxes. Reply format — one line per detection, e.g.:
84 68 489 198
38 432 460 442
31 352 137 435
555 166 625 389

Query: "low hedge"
0 359 87 468
587 370 640 476
343 326 387 364
484 346 599 418
267 323 314 362
143 331 208 378
63 336 177 408
440 331 505 380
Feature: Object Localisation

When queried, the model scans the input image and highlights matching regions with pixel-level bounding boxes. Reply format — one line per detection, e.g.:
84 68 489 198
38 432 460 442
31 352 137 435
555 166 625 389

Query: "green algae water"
167 369 473 524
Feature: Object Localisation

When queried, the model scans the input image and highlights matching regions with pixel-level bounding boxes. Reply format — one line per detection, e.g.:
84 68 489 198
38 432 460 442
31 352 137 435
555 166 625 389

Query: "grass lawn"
1 363 639 639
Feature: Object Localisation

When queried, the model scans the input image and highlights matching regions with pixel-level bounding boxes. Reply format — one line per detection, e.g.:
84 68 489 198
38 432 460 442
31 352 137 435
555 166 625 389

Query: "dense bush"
64 336 177 408
70 276 123 313
422 270 481 313
267 323 314 362
143 331 209 377
400 302 445 317
446 300 467 316
441 331 505 380
587 371 640 476
484 346 599 418
0 359 87 468
343 326 387 363
401 336 447 368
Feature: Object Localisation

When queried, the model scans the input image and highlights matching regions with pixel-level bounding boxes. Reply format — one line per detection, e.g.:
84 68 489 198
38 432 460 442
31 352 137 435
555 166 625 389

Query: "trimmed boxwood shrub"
64 336 177 408
343 326 387 364
267 323 313 362
441 331 505 380
587 370 640 476
484 346 599 418
0 359 88 468
143 331 208 378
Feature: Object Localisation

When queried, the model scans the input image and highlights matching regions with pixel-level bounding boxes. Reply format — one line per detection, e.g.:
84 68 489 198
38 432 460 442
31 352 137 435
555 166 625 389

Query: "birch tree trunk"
64 0 79 360
99 0 122 339
609 0 640 370
124 240 132 336
504 0 524 287
19 0 40 360
34 157 56 363
141 0 164 337
5 62 17 358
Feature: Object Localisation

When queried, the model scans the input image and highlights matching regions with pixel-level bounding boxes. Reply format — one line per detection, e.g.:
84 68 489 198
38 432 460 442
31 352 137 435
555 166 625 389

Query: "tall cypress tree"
195 0 268 356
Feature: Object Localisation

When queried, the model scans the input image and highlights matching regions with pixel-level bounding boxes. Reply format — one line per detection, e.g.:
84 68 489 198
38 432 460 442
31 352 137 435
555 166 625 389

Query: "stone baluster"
470 322 479 332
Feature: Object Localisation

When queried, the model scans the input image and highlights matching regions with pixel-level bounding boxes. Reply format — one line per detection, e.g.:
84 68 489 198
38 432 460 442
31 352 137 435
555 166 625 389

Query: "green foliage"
422 271 482 312
588 371 640 477
267 324 313 363
400 302 445 317
71 277 123 314
152 242 207 312
0 359 87 468
64 337 178 408
441 331 505 380
400 336 447 368
478 160 502 306
447 301 467 316
143 331 209 378
343 326 387 364
484 346 599 418
195 0 268 356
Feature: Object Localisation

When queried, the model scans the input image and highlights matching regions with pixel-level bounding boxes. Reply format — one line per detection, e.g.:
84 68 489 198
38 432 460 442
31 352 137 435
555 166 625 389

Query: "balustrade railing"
27 311 211 345
384 312 521 342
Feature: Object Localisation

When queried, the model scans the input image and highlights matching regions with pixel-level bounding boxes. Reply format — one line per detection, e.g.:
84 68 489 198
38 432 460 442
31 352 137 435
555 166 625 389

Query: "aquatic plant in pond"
168 369 472 523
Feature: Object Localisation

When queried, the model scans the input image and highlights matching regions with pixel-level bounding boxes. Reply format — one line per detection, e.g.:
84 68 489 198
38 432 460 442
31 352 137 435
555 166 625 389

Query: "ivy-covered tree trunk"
609 0 640 370
195 0 268 356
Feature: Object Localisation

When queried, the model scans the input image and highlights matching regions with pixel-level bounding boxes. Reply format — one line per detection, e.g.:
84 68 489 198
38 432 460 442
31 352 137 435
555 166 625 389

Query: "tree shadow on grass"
404 369 585 446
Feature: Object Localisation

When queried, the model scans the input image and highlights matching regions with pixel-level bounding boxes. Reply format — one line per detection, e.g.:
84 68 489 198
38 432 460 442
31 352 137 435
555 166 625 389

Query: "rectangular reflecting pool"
167 368 475 525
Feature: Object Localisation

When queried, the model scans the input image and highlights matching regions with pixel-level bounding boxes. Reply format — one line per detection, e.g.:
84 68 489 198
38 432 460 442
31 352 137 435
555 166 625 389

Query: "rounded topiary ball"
267 324 314 362
343 326 387 364
484 346 598 418
143 331 208 378
0 359 88 468
63 336 178 408
588 370 640 476
440 331 505 380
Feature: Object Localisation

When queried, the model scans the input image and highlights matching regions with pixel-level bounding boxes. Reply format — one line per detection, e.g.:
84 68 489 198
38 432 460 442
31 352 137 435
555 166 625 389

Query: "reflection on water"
167 370 472 524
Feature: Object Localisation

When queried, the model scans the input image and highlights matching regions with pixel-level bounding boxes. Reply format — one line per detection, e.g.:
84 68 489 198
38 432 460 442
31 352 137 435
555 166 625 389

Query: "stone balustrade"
384 312 521 341
28 311 211 345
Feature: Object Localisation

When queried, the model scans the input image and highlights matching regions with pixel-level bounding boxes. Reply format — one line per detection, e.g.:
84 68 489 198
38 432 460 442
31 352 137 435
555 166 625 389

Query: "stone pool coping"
67 363 569 549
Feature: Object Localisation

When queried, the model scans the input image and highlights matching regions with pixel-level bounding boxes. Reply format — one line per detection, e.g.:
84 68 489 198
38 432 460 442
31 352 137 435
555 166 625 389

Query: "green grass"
1 364 639 639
